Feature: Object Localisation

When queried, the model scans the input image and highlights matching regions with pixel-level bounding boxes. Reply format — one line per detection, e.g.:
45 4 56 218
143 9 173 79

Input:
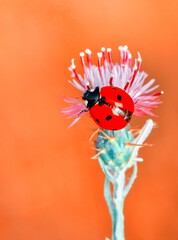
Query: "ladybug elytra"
81 86 134 131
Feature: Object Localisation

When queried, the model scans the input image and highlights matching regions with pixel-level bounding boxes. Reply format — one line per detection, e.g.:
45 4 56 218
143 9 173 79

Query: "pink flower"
61 46 163 128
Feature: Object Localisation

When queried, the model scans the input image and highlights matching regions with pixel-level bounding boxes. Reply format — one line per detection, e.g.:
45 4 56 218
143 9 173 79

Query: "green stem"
99 159 138 240
123 163 137 198
112 200 124 240
112 172 125 240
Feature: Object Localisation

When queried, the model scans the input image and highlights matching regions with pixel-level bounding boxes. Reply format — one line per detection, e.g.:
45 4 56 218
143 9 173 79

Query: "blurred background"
0 0 177 239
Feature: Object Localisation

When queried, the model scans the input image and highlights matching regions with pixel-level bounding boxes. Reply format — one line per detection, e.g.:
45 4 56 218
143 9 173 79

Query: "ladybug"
80 86 134 130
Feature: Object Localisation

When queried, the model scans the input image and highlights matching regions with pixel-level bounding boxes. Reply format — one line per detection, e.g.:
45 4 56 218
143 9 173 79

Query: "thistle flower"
61 46 163 240
62 46 163 128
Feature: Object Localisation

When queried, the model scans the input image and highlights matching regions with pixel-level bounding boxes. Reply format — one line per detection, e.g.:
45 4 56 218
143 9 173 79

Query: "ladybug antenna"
78 109 89 116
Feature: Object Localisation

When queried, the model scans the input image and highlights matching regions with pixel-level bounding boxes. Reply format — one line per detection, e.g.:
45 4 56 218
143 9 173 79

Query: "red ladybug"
81 86 134 130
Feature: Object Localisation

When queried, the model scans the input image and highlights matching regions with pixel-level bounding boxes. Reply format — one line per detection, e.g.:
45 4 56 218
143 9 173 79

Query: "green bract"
96 126 134 170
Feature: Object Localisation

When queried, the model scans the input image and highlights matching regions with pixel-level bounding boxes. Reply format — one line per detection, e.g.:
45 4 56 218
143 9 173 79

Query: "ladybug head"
82 86 100 109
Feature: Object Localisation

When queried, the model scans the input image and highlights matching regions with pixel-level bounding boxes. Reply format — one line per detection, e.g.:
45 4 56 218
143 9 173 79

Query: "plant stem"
112 200 124 240
99 158 138 240
112 172 125 240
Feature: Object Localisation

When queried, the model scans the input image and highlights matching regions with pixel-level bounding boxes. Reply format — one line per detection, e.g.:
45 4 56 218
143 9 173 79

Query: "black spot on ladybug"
112 87 117 90
113 129 117 131
99 97 106 106
106 115 112 121
117 95 122 101
96 119 100 123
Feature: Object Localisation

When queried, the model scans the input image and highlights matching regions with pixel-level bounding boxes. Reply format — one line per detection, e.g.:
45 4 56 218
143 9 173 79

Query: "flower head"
62 46 163 128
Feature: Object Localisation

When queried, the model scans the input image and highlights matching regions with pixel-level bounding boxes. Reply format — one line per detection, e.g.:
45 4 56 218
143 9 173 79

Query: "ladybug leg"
134 99 139 105
78 109 89 116
98 97 106 106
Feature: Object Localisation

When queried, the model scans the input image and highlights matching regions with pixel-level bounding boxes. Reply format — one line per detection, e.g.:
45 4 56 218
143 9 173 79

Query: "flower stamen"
152 91 164 97
107 48 113 72
101 47 107 69
71 59 85 88
85 49 92 68
97 52 104 85
110 75 114 86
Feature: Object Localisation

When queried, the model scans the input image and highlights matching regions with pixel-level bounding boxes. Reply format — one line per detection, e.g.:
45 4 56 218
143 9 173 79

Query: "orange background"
0 0 177 239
